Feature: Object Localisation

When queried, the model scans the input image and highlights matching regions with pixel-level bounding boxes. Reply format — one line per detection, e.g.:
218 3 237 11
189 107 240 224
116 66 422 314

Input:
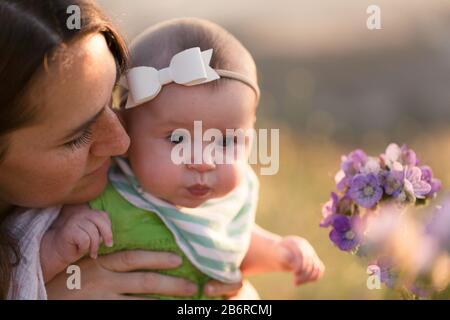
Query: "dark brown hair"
0 0 128 299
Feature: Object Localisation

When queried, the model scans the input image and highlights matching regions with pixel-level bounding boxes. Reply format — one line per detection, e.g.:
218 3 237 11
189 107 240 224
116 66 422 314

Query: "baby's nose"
186 161 216 173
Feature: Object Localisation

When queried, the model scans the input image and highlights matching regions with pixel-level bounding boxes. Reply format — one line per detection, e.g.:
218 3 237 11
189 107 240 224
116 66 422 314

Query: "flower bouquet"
320 143 442 296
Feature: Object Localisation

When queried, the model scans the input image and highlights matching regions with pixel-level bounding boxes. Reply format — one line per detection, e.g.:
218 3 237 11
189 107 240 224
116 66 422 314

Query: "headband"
119 47 260 109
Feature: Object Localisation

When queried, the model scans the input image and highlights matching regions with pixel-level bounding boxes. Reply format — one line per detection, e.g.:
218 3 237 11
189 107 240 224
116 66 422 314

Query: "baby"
40 18 324 299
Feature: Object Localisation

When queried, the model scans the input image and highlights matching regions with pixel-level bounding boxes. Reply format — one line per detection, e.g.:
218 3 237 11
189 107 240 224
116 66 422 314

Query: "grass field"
247 122 450 299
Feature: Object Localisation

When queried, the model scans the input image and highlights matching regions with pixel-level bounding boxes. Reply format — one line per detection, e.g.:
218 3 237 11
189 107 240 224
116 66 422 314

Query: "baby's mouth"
186 184 212 197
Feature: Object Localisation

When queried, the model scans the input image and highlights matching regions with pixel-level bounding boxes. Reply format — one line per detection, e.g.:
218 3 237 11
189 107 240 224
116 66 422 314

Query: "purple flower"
420 166 433 182
420 166 441 197
336 195 356 216
341 149 368 177
399 145 418 167
335 170 350 192
382 143 419 169
404 166 432 200
329 215 361 251
430 180 442 195
321 193 356 228
320 193 339 228
349 174 383 209
360 157 381 175
376 257 397 288
382 170 404 197
335 150 368 192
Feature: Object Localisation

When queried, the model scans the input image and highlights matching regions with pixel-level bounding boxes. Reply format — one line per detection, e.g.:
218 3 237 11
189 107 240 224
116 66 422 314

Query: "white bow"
120 47 220 109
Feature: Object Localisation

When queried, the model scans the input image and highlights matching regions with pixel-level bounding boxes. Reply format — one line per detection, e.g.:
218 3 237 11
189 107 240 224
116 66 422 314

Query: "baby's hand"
276 236 325 285
41 204 114 282
49 204 113 261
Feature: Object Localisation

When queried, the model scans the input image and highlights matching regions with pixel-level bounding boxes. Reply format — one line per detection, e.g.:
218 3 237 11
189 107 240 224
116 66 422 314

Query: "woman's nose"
89 108 130 157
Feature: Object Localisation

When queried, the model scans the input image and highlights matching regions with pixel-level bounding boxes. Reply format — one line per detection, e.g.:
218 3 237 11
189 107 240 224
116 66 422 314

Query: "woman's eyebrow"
62 105 106 141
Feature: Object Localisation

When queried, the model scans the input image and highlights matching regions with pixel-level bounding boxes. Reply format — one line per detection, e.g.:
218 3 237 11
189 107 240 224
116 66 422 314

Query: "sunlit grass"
247 121 450 299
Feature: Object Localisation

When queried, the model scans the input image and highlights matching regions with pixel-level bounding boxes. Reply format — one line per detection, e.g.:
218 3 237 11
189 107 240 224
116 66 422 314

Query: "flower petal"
332 215 351 232
413 181 432 197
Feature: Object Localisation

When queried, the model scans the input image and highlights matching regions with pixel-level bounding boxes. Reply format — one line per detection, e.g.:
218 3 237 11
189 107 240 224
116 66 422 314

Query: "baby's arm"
241 225 325 285
40 204 113 283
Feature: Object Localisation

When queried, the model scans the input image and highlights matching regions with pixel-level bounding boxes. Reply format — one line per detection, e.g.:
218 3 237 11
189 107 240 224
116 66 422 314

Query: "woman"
0 0 247 299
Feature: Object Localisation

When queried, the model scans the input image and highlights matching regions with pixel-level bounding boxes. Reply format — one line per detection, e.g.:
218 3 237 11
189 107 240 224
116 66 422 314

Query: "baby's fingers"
313 257 325 280
72 230 91 254
311 265 324 281
293 247 313 277
86 211 113 248
295 259 325 285
308 253 325 276
295 266 315 285
78 222 101 259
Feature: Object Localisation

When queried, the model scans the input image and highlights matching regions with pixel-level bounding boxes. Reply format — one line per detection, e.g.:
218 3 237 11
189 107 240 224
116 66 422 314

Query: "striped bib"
109 157 259 283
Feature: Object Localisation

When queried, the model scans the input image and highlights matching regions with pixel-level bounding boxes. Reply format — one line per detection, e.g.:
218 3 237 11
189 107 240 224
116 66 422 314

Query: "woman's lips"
87 159 110 177
187 184 212 197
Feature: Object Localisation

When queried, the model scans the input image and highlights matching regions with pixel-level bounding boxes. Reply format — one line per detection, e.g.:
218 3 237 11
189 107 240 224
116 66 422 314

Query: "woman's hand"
46 250 198 299
46 249 258 299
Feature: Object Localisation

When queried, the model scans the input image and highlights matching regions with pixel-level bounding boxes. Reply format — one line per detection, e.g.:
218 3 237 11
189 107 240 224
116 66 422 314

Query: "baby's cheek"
135 161 166 190
131 152 181 197
215 163 244 196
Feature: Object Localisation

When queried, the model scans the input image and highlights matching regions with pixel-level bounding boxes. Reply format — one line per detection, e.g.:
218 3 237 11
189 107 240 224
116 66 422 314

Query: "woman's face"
0 34 130 208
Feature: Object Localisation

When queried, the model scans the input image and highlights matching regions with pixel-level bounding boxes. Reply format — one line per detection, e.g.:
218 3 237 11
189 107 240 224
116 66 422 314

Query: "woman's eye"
64 128 93 151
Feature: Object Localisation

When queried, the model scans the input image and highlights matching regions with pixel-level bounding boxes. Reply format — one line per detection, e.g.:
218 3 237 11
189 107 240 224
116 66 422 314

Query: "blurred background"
98 0 450 299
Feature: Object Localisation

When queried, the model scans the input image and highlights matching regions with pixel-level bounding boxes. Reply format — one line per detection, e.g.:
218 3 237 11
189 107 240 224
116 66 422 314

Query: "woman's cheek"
43 153 87 191
12 154 87 207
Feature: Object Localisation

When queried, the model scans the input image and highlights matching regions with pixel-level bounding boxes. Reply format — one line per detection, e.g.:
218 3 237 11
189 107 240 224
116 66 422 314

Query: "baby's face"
124 81 257 208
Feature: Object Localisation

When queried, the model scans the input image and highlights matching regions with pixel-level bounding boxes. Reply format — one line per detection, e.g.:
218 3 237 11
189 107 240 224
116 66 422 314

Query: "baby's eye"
168 130 188 144
169 134 183 144
219 136 237 147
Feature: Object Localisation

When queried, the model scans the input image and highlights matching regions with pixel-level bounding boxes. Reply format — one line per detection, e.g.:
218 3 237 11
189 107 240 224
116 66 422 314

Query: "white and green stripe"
109 157 259 283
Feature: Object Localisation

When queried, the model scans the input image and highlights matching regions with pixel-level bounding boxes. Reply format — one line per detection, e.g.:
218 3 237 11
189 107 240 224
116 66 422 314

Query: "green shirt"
91 183 220 300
